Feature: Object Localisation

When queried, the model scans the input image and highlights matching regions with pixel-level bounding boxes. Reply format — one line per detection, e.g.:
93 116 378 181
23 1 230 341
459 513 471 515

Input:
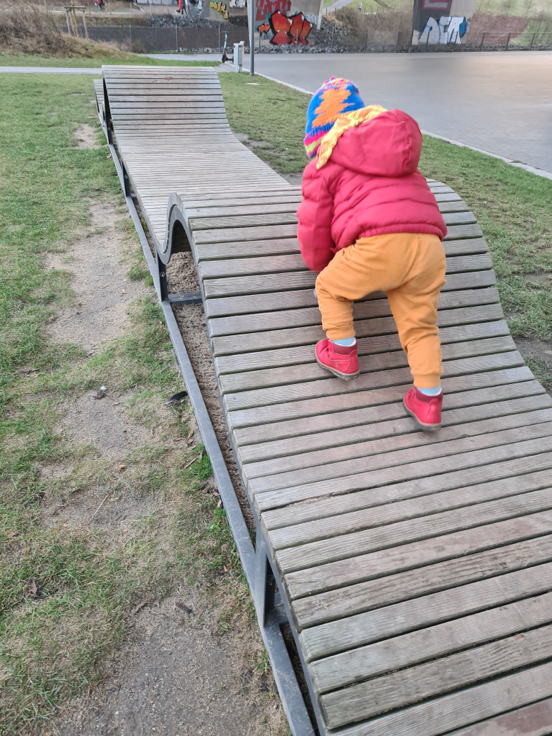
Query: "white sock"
418 386 442 396
332 337 356 347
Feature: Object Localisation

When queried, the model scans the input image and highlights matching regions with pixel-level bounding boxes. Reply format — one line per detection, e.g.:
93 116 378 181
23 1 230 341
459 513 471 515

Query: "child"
297 78 447 431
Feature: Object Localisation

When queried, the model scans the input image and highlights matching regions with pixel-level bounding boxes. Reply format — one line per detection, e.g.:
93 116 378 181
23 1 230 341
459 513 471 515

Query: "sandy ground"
35 127 286 736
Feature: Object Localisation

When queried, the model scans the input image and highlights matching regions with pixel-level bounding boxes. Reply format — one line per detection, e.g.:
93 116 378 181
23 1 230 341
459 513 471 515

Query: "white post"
249 0 255 75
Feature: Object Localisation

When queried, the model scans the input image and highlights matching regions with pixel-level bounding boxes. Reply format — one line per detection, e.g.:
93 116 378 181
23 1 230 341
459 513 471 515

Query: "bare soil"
43 589 281 736
36 196 286 736
168 252 254 529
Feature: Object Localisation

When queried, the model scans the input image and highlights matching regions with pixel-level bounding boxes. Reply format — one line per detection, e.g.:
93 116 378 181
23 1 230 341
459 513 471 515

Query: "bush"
0 3 136 57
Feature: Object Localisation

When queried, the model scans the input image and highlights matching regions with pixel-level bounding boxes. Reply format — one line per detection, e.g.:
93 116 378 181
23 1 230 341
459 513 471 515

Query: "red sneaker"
404 388 443 431
315 339 359 380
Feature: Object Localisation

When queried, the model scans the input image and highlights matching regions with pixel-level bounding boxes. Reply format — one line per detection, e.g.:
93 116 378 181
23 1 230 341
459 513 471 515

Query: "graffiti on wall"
256 0 290 23
255 0 315 44
412 0 474 44
419 15 467 43
209 0 229 18
270 10 312 44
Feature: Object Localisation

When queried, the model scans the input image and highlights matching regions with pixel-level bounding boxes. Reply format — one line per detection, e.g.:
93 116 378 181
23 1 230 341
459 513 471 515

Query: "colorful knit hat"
304 77 365 158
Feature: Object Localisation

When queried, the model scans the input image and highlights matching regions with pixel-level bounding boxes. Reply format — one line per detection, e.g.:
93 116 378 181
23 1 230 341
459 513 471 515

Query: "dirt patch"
46 202 150 354
74 124 100 150
172 302 254 529
167 251 254 529
35 196 286 735
62 390 151 458
45 589 283 736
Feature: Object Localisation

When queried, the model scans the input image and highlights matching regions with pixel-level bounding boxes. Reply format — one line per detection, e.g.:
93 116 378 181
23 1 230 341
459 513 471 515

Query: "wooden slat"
312 590 552 694
276 484 552 575
220 335 515 395
267 436 552 548
218 320 509 378
230 365 533 433
285 504 552 600
209 287 499 338
447 698 552 736
256 431 552 513
300 549 552 661
225 352 524 414
241 384 547 463
322 632 552 730
293 531 552 630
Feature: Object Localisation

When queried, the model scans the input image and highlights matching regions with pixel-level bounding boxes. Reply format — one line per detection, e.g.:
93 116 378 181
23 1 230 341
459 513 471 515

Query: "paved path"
150 50 552 174
246 51 552 173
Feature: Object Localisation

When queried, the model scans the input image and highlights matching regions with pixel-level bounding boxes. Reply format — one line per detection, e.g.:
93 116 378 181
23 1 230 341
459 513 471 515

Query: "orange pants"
315 233 446 389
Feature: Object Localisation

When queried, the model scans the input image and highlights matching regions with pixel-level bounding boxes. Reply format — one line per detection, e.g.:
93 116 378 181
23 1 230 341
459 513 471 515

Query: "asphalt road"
247 51 552 173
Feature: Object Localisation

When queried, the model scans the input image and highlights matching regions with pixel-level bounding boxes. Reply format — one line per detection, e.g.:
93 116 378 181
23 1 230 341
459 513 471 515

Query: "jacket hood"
327 109 423 177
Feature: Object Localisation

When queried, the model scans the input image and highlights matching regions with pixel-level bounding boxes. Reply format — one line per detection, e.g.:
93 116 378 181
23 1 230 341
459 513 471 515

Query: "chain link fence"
63 22 551 53
63 23 248 52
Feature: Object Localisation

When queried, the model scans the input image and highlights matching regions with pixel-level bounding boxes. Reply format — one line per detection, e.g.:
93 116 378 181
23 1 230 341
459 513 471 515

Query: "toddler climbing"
297 78 448 431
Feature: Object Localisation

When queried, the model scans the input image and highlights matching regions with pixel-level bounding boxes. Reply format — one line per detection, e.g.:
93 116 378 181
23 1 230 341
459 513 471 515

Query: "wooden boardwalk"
98 66 552 736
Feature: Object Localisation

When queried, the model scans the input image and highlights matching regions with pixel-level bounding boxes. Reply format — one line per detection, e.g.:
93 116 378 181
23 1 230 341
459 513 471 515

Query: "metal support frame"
97 90 319 736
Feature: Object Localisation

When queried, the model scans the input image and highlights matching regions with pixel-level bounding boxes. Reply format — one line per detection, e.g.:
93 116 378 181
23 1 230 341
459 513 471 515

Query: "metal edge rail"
95 77 316 736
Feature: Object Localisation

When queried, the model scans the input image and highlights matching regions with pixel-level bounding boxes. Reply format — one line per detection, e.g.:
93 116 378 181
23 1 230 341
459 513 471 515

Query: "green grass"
0 71 247 734
219 72 309 173
0 54 218 68
220 72 552 345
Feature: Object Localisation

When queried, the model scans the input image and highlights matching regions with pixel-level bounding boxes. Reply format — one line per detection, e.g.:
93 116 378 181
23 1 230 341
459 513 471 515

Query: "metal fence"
324 29 552 52
65 24 248 52
416 31 552 51
64 23 552 53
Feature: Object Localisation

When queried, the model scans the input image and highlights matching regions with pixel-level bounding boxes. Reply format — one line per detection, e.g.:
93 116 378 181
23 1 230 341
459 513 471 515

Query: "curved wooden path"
98 66 552 736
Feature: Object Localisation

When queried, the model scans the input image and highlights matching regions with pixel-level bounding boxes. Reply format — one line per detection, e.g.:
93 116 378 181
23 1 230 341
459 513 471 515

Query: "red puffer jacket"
297 109 447 272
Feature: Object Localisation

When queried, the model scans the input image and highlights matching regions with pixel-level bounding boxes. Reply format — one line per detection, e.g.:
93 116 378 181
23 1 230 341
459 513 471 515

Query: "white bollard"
234 41 244 73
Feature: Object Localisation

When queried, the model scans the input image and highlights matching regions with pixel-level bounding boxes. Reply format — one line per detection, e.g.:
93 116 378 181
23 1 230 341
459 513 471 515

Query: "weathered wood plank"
225 352 524 414
267 434 552 548
277 484 552 575
230 365 533 433
292 531 552 629
447 698 552 736
255 430 552 513
212 303 504 357
300 551 552 661
312 590 552 694
285 505 552 600
265 449 552 542
203 266 495 301
241 384 547 464
209 287 499 338
322 640 552 736
220 335 514 396
247 403 545 491
204 270 496 316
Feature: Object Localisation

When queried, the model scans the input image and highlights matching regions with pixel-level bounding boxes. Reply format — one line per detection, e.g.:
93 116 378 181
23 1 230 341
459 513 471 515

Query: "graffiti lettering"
419 15 468 43
256 0 290 23
268 10 312 44
209 0 229 18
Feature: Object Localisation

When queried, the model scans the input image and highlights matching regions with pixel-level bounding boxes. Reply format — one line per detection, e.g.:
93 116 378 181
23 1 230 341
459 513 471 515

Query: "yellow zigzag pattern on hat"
317 104 387 169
